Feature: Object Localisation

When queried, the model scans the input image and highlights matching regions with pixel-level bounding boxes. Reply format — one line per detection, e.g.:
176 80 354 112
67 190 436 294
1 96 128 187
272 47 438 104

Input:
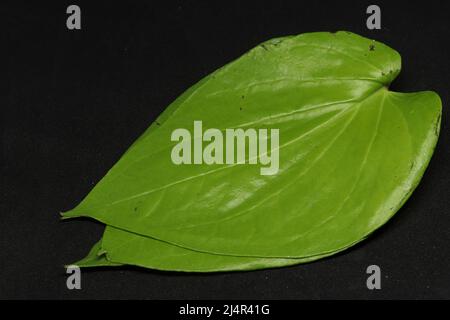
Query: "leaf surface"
64 32 441 267
98 226 335 272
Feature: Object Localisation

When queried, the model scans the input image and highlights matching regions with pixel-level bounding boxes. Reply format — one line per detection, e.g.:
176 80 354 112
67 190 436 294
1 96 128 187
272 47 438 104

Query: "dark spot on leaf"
239 107 243 111
369 44 375 51
156 122 161 126
241 95 245 99
260 44 268 51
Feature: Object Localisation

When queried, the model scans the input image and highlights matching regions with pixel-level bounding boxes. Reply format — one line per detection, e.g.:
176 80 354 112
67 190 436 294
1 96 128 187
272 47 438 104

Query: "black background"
2 0 449 299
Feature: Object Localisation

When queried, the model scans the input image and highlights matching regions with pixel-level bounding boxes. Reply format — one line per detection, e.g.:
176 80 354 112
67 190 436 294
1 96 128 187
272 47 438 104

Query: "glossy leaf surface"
98 226 335 272
65 32 441 270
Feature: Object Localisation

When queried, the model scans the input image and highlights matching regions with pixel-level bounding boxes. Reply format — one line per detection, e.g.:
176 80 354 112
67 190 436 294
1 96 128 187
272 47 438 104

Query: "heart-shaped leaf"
64 31 441 271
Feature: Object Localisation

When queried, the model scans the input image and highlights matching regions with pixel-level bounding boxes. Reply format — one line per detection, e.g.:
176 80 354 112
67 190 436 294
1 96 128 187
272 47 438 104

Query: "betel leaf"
72 226 335 271
97 226 336 272
64 32 441 269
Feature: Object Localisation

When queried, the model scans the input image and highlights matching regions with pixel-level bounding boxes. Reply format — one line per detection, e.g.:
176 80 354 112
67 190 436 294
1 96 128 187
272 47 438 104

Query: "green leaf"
70 240 122 268
73 226 337 272
99 226 335 272
64 31 441 270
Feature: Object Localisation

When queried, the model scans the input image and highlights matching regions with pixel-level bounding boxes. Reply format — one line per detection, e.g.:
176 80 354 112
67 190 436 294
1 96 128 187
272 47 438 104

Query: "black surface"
2 0 449 299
